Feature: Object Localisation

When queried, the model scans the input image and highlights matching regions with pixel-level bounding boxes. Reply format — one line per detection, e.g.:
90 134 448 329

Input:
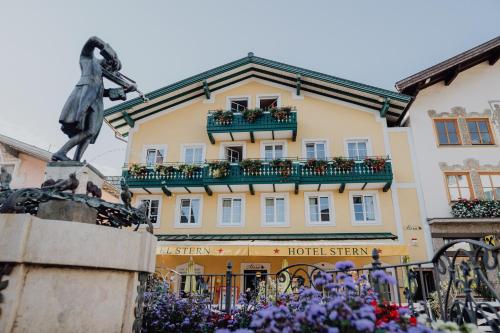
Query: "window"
304 140 327 160
305 192 334 225
445 173 473 201
346 139 369 159
143 145 166 167
466 119 493 145
229 98 248 112
138 197 161 228
175 195 202 227
261 193 288 226
350 192 379 224
218 195 245 226
480 173 500 200
225 145 244 163
434 119 460 145
182 144 205 164
258 96 279 110
262 142 285 160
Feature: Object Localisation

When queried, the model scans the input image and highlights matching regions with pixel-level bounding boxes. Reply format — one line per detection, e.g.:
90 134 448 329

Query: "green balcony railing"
206 109 297 143
123 157 393 192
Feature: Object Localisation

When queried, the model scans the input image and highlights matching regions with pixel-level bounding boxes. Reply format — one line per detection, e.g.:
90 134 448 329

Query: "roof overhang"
104 53 412 136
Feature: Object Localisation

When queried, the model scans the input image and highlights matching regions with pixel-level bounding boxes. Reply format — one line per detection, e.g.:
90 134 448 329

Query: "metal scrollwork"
0 186 153 232
0 262 14 319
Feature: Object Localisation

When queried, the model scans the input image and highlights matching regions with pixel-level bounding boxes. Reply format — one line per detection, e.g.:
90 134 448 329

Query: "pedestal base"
0 214 157 333
45 161 105 195
37 200 97 224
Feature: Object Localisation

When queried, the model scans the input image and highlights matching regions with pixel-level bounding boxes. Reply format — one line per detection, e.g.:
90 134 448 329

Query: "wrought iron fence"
154 239 500 331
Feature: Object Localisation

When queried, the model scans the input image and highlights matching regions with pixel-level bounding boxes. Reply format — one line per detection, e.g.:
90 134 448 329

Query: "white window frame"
226 95 251 112
302 139 329 160
344 138 372 160
304 192 335 226
256 94 281 110
174 194 203 228
181 143 206 164
217 194 245 227
136 195 162 228
260 192 290 227
348 191 382 226
218 142 247 162
142 144 167 166
260 141 288 160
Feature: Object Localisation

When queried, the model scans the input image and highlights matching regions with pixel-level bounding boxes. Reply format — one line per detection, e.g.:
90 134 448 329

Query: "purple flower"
354 318 375 331
371 270 397 285
335 260 355 271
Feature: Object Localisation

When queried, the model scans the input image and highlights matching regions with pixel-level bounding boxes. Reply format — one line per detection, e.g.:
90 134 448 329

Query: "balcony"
206 108 297 144
124 157 392 195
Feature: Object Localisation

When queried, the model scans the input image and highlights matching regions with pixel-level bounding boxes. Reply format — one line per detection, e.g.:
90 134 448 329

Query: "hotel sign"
157 244 408 257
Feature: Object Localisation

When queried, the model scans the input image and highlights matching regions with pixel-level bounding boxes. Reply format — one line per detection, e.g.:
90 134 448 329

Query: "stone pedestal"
45 161 105 195
0 214 157 333
37 201 98 224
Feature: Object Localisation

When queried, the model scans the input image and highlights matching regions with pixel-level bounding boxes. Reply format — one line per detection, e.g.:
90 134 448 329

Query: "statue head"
1 166 6 173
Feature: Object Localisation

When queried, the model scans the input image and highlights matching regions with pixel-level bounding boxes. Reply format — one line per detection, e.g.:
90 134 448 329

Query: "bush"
212 110 233 125
240 159 262 175
242 109 263 123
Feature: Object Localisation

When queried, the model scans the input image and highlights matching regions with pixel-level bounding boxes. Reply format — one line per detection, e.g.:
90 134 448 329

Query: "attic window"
259 97 279 110
229 98 248 112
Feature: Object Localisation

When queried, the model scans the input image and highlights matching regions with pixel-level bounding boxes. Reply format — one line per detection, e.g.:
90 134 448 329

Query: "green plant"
240 159 262 175
208 161 230 178
364 157 387 172
155 164 177 175
242 108 263 123
270 159 293 178
332 157 355 171
178 164 202 178
128 164 148 177
212 109 233 124
304 159 329 174
270 106 292 121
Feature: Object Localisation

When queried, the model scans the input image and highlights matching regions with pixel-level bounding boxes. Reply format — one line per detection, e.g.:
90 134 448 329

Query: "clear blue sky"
0 0 498 175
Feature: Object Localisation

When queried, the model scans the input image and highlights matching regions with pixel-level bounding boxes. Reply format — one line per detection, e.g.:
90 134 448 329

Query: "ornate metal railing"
123 157 393 189
156 240 500 330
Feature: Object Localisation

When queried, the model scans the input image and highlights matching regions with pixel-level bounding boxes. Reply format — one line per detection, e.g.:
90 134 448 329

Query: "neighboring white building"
395 36 500 253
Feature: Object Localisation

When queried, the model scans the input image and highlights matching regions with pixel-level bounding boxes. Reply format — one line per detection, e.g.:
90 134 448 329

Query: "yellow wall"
127 80 431 262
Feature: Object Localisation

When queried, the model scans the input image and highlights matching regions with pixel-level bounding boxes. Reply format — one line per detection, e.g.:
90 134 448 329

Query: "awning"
156 232 397 242
156 242 408 257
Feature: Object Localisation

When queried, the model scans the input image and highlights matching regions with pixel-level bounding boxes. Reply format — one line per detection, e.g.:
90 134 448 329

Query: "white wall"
407 61 500 218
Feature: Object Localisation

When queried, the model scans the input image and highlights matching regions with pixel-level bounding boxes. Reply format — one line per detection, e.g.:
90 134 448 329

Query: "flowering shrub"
129 163 148 176
270 106 293 121
242 109 263 123
240 159 262 175
363 157 387 172
142 262 479 333
304 159 329 174
332 157 355 172
451 199 500 218
208 161 231 178
212 110 234 125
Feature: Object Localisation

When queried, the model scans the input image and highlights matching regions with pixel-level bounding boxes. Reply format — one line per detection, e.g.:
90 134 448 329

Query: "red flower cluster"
370 300 417 327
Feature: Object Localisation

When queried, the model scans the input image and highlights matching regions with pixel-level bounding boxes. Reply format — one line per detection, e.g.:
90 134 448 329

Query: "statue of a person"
0 166 12 191
52 36 138 162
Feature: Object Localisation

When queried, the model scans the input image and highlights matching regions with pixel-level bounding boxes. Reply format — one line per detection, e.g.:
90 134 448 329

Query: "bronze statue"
86 181 102 198
52 36 144 162
120 178 132 209
0 167 12 191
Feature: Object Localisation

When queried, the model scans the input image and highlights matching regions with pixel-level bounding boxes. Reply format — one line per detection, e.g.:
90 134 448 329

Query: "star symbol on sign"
273 248 280 254
218 248 224 254
377 249 383 254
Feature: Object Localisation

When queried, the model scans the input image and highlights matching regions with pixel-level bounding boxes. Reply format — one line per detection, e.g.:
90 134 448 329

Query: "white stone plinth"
0 214 157 333
44 161 105 195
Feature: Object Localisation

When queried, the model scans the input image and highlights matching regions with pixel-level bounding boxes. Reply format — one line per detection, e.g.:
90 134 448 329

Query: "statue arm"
81 36 121 70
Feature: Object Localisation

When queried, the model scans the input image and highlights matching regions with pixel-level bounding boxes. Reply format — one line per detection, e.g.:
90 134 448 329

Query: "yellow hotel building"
104 53 431 293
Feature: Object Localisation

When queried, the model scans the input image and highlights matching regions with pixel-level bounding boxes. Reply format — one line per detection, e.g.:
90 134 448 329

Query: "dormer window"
229 98 248 112
259 96 279 110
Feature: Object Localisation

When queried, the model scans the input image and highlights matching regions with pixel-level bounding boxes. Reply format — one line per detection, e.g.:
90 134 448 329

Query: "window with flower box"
445 173 473 201
480 173 500 200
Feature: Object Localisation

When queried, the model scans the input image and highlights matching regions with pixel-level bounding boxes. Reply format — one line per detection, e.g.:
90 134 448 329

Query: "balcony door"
224 145 244 163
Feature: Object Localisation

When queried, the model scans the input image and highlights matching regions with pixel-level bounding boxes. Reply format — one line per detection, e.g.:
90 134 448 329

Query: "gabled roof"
104 53 412 136
396 36 500 97
0 133 52 161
